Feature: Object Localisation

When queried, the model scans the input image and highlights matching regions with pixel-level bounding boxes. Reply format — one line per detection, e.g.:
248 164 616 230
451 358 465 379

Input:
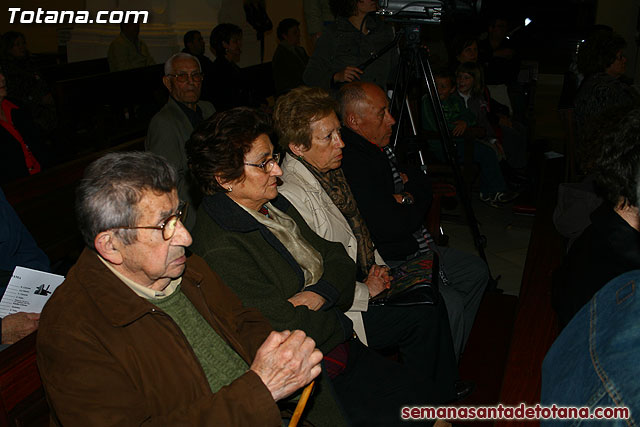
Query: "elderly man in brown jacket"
36 152 322 426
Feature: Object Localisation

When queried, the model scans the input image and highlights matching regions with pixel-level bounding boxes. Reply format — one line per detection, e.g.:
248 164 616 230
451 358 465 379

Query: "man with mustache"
36 152 322 425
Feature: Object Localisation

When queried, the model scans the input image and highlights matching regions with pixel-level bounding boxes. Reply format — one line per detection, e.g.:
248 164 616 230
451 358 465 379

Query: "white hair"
164 52 202 75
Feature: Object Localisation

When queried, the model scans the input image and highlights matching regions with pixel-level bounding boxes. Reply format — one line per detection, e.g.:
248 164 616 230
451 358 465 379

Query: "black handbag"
369 252 439 307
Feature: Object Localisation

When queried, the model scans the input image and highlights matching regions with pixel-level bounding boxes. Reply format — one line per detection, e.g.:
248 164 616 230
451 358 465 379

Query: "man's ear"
94 232 124 265
162 75 172 92
345 111 359 131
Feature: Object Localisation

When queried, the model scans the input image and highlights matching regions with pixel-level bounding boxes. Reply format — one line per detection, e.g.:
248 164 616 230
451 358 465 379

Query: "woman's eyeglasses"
244 153 281 173
110 202 188 240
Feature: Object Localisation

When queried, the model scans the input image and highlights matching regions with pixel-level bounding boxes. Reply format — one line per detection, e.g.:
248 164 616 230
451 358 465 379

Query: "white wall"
596 0 640 82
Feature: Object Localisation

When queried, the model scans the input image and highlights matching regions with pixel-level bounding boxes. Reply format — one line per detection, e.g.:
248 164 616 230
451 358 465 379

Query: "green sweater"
152 286 249 394
421 94 477 159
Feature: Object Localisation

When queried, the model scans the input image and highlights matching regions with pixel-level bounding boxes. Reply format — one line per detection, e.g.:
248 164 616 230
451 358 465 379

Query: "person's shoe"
479 192 500 207
495 191 520 203
454 380 475 402
480 191 519 207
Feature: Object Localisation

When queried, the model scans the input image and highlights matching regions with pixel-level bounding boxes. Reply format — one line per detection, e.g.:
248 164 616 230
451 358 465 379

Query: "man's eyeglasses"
244 153 281 173
111 202 188 240
167 72 204 83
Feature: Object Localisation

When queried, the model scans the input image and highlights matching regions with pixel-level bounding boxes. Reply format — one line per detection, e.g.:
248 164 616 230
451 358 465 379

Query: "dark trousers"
362 296 458 401
332 338 438 426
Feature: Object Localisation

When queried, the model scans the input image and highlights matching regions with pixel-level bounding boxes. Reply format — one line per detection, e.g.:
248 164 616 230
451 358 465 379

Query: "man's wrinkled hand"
2 312 39 345
364 264 390 297
251 330 322 401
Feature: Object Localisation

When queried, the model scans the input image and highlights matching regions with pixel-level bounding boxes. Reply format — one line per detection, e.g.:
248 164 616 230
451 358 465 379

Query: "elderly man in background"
107 22 155 71
36 151 321 426
337 81 488 359
146 52 215 230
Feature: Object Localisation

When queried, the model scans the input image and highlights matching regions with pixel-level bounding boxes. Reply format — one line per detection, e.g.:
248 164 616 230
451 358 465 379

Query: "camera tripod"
360 23 500 291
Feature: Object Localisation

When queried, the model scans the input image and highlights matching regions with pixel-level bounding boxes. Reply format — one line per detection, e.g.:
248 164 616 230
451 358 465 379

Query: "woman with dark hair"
449 34 479 69
574 30 639 142
203 24 262 111
303 0 396 90
187 107 454 426
0 32 56 133
553 107 640 329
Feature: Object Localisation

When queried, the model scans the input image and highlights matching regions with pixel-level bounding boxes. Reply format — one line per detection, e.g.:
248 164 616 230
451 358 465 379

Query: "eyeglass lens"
162 205 187 240
175 72 203 83
265 153 280 172
162 216 179 240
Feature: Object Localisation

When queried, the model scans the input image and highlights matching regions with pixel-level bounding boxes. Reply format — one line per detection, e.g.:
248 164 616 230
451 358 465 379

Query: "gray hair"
164 52 201 75
335 82 368 121
76 151 177 250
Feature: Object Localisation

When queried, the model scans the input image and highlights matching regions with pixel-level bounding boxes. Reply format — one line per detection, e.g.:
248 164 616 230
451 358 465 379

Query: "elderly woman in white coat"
274 86 467 399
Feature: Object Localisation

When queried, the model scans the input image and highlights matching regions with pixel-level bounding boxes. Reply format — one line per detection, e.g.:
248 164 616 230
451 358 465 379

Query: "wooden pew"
51 65 166 160
39 58 110 87
4 138 145 273
0 332 48 427
496 157 565 426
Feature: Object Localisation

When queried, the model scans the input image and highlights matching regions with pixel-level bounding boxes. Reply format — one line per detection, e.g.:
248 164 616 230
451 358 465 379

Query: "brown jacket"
37 248 281 426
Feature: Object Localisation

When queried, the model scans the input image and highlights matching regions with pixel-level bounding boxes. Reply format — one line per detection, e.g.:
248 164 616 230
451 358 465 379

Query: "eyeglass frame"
109 201 188 241
244 152 281 173
166 72 204 83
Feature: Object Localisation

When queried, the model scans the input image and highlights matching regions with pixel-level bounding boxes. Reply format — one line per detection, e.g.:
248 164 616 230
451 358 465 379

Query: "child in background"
422 70 517 206
455 62 528 175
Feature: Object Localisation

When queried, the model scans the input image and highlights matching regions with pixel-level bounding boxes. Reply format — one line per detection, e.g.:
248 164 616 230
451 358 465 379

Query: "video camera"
376 0 479 24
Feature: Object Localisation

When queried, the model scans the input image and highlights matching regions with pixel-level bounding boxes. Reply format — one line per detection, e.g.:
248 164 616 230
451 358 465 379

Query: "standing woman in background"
303 0 397 91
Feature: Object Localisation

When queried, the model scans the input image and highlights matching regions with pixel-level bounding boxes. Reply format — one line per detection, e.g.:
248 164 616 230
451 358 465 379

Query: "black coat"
552 203 640 329
272 43 308 96
203 57 259 111
340 127 432 261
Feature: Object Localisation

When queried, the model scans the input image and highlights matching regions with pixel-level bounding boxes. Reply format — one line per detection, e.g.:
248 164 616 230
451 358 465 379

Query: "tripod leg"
415 48 501 292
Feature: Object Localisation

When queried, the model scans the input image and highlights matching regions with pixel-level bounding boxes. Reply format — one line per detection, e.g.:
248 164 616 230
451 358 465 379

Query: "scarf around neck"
298 156 376 279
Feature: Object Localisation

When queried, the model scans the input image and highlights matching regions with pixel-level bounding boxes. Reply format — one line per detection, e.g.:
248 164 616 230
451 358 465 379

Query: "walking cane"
288 381 315 427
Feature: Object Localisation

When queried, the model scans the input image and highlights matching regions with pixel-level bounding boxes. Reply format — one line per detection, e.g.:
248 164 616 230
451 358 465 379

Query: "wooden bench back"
0 333 48 427
4 138 146 272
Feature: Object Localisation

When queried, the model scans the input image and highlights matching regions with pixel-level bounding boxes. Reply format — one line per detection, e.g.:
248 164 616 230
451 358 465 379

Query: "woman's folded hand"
287 291 327 311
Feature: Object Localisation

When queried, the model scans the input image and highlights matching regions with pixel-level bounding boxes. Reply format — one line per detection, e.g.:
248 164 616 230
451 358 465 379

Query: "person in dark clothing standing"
272 19 309 96
205 23 263 111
